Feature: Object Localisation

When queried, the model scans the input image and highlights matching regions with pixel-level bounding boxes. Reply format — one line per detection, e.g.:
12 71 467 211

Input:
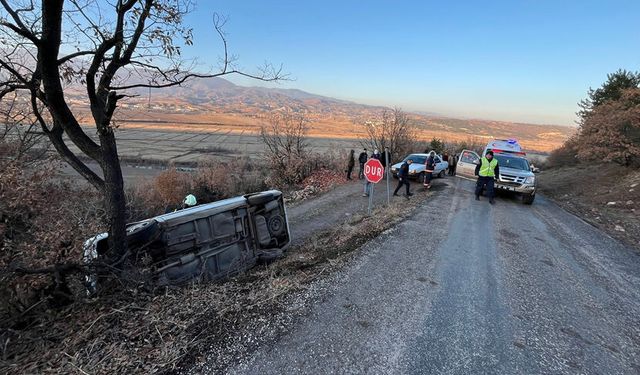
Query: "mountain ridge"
63 77 574 152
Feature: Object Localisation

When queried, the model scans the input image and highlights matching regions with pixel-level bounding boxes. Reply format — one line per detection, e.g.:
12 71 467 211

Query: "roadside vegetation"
0 148 430 373
1 86 349 374
540 69 640 248
0 1 343 368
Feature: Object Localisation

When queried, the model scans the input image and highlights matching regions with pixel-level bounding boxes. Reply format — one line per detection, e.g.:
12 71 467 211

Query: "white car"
390 153 449 181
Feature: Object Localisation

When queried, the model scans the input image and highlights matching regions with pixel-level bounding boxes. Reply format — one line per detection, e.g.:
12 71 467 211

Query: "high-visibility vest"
479 157 498 177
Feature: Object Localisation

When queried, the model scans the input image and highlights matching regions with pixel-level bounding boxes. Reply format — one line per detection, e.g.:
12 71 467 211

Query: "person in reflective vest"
474 150 500 204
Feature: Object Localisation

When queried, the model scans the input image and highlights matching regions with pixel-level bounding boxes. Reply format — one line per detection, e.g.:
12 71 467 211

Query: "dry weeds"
1 186 432 374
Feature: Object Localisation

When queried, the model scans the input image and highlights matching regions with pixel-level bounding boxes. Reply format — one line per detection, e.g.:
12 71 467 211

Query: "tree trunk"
99 132 127 260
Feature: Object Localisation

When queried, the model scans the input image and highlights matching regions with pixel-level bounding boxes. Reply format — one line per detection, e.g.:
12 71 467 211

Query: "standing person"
362 148 380 197
346 149 355 180
371 148 381 160
449 153 458 176
363 148 381 196
475 150 500 204
423 151 436 189
393 159 413 199
380 148 388 168
358 148 368 179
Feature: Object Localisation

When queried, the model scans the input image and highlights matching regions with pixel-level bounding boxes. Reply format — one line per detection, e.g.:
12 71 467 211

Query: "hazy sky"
181 0 640 126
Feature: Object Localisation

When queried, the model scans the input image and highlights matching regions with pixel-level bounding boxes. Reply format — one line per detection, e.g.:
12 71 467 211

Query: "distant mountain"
64 77 574 152
141 77 376 113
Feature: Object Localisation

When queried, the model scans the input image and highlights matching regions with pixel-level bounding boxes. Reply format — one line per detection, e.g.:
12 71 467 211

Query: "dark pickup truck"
83 190 290 292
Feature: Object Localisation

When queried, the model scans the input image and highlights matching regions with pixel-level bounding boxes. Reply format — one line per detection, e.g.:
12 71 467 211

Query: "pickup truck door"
457 150 480 178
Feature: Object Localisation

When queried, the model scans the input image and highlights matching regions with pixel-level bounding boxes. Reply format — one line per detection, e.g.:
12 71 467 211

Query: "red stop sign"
364 159 384 183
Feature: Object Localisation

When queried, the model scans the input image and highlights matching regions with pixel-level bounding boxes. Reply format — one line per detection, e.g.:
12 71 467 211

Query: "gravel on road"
221 177 640 375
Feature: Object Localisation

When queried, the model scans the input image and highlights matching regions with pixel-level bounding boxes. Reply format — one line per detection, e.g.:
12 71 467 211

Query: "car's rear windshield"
494 155 530 171
403 154 427 164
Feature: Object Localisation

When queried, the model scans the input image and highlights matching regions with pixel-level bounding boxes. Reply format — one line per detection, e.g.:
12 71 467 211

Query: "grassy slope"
537 164 640 249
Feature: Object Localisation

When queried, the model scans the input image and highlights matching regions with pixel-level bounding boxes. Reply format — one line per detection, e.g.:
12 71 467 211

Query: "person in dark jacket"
358 148 368 179
448 153 457 175
393 159 413 199
347 149 355 180
371 149 381 160
362 149 381 196
475 150 500 204
380 148 389 168
423 151 436 189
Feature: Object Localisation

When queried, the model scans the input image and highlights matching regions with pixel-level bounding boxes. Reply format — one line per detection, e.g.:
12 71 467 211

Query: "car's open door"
457 150 480 178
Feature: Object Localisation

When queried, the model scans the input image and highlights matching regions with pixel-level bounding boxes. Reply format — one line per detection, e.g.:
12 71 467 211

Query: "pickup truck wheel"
267 214 286 236
523 193 535 205
247 192 276 206
438 170 445 178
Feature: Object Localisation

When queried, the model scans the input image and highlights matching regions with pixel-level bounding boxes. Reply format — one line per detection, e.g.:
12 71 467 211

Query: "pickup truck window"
460 152 479 164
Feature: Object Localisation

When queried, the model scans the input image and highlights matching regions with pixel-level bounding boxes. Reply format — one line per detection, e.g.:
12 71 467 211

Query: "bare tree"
361 108 414 161
0 91 47 166
260 112 310 185
0 1 284 261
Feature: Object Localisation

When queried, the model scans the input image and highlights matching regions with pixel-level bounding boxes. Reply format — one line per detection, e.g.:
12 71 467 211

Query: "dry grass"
1 185 432 374
538 164 640 249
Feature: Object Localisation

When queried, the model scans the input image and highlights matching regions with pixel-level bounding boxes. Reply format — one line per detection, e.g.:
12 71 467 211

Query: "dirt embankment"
537 164 640 249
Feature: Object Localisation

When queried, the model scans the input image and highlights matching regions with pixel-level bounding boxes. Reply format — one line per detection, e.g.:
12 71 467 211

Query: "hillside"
65 78 575 152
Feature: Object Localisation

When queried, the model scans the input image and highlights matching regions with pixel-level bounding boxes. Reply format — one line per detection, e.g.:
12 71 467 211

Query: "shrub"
575 88 640 167
547 136 580 168
0 158 104 321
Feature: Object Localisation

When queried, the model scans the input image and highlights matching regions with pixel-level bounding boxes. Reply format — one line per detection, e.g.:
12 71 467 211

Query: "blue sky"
181 1 640 126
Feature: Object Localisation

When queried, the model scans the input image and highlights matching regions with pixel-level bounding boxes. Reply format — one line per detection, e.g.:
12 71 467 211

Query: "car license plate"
497 184 515 191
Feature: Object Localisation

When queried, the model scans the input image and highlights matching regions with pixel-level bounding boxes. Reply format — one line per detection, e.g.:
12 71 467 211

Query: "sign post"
364 158 384 215
384 147 390 205
368 181 374 215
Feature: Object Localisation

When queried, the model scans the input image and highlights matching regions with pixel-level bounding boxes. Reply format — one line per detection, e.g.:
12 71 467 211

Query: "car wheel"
523 193 535 205
247 192 276 206
126 220 160 249
438 170 445 178
267 214 286 236
418 172 425 184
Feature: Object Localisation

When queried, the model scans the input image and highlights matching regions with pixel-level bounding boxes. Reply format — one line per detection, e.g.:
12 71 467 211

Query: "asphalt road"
225 176 640 375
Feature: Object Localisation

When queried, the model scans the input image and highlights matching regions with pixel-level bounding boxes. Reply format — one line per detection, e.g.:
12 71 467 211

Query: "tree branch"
108 66 286 90
40 0 101 161
0 0 39 44
57 50 95 65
